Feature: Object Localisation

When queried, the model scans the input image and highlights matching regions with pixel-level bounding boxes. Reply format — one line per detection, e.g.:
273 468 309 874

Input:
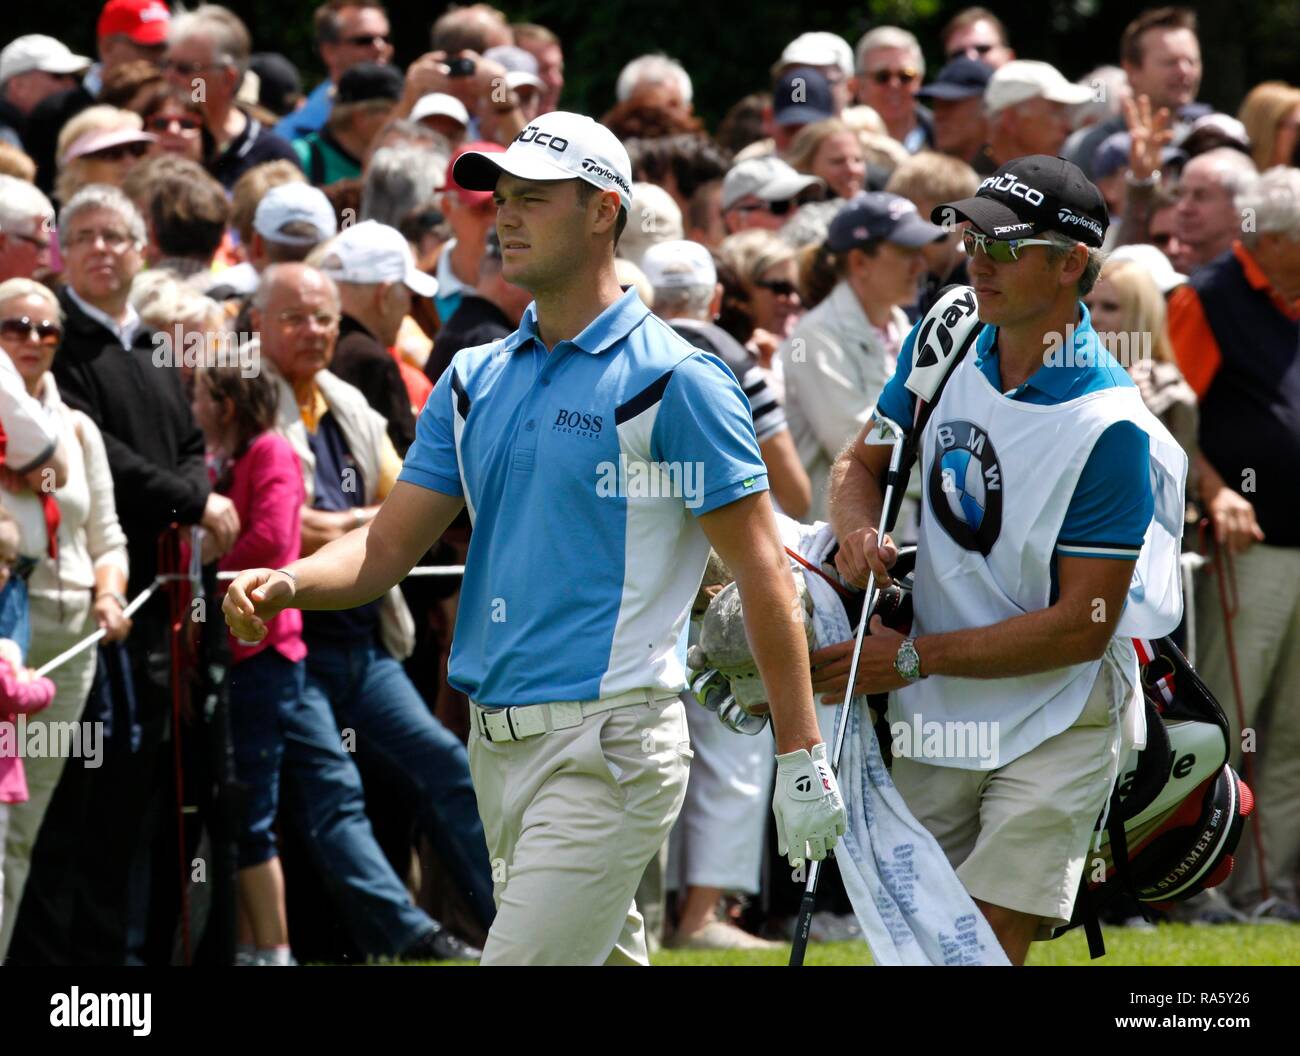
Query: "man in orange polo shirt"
1167 166 1300 921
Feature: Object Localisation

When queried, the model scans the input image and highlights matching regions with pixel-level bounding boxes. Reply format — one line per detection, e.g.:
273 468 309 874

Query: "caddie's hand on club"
835 525 897 589
223 568 296 644
772 742 847 868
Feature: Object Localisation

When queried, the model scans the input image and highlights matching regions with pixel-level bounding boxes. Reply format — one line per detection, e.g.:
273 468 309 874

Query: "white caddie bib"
889 354 1187 769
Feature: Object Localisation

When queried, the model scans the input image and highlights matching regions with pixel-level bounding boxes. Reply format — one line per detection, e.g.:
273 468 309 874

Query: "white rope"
31 565 468 678
212 566 465 580
33 577 164 679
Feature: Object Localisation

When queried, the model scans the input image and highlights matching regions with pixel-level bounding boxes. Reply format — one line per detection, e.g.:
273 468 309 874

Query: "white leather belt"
471 687 680 743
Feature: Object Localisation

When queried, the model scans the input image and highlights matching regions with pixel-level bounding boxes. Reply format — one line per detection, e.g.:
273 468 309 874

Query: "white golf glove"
772 742 847 867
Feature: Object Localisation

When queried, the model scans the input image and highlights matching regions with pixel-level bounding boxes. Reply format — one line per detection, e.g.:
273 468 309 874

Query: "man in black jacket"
9 185 234 966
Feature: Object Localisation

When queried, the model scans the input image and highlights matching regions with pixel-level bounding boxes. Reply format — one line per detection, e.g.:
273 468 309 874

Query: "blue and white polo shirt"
399 287 769 707
876 301 1154 579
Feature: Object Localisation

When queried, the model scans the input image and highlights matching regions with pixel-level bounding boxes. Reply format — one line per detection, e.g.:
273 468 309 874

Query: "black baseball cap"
337 62 404 105
915 57 993 101
932 154 1109 248
773 65 834 127
250 52 302 116
827 192 948 252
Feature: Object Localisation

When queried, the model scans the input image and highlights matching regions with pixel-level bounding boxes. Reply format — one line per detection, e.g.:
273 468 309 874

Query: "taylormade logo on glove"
773 742 848 867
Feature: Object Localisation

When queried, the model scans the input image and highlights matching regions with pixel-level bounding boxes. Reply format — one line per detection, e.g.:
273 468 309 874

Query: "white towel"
779 518 1010 966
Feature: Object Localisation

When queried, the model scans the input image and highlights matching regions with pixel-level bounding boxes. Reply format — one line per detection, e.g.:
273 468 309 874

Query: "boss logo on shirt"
553 409 604 438
928 419 1003 555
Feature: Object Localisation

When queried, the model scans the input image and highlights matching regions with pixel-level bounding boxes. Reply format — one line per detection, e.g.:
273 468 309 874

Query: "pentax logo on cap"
581 158 631 195
980 172 1045 205
1057 207 1104 240
993 222 1033 235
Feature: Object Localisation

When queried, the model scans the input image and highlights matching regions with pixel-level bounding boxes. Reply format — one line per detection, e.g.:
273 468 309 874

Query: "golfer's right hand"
772 743 847 868
835 526 898 589
223 569 295 644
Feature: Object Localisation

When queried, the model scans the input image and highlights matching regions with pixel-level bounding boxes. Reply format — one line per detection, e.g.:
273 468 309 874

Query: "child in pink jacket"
0 507 56 940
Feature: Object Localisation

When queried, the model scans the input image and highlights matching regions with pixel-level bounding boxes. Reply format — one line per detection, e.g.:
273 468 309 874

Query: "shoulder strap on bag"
881 285 982 531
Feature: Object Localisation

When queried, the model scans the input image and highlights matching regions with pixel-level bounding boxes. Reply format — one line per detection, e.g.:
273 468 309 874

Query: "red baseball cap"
445 141 505 208
98 0 172 46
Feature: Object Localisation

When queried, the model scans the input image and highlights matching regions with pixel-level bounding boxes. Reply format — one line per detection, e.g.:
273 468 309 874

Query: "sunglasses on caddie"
962 229 1055 263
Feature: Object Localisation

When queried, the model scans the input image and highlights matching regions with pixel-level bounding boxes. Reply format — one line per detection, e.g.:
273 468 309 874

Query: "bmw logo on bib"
928 419 1003 555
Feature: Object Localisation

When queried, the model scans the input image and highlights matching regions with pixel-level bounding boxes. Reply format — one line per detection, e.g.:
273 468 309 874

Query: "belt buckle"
477 706 513 742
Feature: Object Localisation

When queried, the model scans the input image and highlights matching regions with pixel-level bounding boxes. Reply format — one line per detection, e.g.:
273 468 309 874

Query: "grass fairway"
646 925 1293 966
406 924 1292 965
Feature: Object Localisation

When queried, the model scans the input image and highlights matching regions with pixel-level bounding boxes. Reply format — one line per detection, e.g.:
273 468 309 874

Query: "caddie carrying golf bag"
1060 635 1253 957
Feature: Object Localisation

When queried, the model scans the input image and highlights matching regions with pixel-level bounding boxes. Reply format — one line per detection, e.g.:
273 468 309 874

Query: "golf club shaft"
789 420 905 966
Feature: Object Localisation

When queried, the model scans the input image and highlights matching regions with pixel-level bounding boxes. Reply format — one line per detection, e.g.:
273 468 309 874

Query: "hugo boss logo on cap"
454 111 635 213
514 124 570 151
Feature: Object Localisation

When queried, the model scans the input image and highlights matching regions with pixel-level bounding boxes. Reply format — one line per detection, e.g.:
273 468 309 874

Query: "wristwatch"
894 637 924 683
97 590 128 610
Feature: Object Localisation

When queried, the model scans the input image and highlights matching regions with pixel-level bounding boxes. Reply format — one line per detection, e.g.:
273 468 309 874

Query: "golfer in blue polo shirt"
224 111 847 966
820 156 1187 965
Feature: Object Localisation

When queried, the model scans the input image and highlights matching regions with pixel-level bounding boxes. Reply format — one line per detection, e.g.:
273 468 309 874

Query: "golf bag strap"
1078 879 1106 960
883 297 982 532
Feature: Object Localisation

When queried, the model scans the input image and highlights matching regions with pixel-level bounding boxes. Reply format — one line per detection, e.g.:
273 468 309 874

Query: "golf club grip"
789 888 819 966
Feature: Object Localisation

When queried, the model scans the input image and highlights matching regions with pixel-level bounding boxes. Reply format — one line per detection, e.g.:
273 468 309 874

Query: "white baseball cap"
318 220 438 297
721 156 823 211
771 32 853 79
452 111 634 214
0 35 92 85
641 239 716 290
410 92 470 128
984 60 1094 114
482 45 546 93
254 183 338 247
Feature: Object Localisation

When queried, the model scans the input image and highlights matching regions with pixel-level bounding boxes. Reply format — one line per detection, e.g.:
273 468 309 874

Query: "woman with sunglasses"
135 84 209 165
0 277 130 957
53 105 155 207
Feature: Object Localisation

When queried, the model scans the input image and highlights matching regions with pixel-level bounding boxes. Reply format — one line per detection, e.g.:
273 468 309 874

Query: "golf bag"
1059 635 1253 957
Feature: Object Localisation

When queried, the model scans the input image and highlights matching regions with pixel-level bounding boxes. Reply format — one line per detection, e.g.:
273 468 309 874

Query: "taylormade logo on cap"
452 111 634 213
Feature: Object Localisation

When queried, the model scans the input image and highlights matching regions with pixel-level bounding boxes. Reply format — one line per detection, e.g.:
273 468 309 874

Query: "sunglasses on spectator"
342 33 391 46
0 316 62 346
86 141 149 162
754 279 799 298
962 230 1055 262
947 44 995 61
868 68 918 86
146 114 202 134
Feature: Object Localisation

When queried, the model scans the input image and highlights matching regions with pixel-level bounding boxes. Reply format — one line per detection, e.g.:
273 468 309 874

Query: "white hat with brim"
985 60 1094 114
771 32 853 79
319 219 438 297
410 92 470 127
505 71 546 93
452 110 635 214
0 35 92 84
61 127 156 165
642 239 716 289
721 156 824 211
